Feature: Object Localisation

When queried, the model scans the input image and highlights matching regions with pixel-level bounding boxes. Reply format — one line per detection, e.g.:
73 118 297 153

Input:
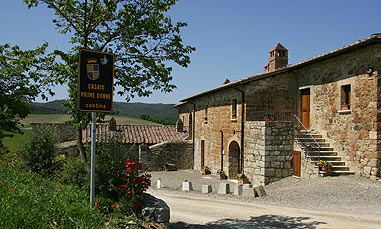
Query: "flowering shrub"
118 160 151 215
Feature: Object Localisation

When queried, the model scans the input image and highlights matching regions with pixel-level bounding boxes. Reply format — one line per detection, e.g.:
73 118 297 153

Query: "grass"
0 166 105 228
2 127 32 152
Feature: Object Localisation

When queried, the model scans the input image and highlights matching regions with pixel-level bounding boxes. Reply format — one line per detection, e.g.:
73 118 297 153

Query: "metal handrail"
292 114 321 164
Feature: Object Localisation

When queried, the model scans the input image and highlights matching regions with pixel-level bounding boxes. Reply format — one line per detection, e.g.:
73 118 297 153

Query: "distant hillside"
29 100 178 123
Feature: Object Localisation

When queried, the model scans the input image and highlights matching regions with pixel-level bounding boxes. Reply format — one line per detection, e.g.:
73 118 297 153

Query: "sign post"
78 49 114 207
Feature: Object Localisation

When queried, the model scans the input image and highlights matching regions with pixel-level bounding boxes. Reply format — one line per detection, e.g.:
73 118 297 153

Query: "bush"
61 156 89 190
19 125 61 175
95 136 138 201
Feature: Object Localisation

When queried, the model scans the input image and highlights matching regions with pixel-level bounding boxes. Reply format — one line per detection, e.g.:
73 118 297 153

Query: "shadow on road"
171 214 326 228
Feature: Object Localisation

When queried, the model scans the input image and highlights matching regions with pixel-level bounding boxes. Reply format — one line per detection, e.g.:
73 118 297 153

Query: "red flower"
95 201 100 206
137 163 142 169
125 160 136 165
39 165 43 170
125 166 133 173
11 187 16 191
111 203 117 209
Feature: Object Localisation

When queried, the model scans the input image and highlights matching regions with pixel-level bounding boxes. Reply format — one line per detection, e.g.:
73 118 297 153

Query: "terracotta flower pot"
238 178 250 184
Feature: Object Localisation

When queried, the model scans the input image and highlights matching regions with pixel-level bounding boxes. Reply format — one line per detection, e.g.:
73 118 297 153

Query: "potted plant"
236 173 250 184
164 163 177 171
216 169 227 180
201 166 211 175
316 160 332 172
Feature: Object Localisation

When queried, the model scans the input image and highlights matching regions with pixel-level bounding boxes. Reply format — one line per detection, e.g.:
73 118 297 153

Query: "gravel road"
149 169 381 227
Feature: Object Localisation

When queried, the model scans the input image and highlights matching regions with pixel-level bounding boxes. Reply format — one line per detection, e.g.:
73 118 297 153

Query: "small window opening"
341 84 351 110
231 99 237 119
204 105 208 121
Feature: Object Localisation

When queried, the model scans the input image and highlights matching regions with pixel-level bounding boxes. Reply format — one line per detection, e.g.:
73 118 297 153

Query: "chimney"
264 43 288 73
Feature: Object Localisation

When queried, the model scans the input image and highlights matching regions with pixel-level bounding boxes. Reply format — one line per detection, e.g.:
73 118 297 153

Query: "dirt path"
148 189 381 228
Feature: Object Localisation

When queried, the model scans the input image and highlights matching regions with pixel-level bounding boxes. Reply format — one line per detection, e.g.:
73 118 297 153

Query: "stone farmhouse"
176 33 381 185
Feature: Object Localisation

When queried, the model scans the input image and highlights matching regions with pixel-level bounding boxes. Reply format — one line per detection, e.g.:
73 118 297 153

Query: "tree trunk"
77 126 90 173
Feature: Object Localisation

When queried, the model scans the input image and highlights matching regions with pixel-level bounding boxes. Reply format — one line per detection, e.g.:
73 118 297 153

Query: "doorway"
293 151 301 177
300 88 310 129
201 140 205 169
228 141 240 179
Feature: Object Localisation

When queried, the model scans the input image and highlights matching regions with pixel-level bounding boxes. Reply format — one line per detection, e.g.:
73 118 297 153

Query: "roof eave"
179 36 381 103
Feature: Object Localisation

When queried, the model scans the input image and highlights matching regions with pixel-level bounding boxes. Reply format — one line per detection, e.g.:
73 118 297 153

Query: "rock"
142 194 170 228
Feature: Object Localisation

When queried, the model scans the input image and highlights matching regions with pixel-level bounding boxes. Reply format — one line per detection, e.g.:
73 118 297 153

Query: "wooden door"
301 89 310 129
293 151 301 177
201 140 205 169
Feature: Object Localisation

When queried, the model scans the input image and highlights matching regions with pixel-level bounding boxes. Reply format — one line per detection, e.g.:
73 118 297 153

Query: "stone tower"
264 43 288 73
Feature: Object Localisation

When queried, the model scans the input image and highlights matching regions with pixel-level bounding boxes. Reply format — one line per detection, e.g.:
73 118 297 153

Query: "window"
341 84 351 110
204 105 208 122
231 99 237 119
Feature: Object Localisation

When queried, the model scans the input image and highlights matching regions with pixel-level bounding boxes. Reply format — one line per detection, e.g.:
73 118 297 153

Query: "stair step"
308 155 342 161
311 147 334 151
332 170 355 175
295 130 354 176
296 137 326 143
308 151 338 156
331 165 351 171
311 160 345 166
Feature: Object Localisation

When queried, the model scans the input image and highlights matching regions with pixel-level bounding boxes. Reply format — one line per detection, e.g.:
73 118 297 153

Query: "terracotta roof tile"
82 124 188 145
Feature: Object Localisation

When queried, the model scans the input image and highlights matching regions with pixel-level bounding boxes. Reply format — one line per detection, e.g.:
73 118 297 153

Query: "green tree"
0 43 57 146
23 0 195 170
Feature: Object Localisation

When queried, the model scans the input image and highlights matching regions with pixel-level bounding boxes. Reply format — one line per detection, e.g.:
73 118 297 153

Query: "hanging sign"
78 49 115 112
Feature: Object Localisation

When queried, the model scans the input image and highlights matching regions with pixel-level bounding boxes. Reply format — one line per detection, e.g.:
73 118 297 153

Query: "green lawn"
2 128 32 152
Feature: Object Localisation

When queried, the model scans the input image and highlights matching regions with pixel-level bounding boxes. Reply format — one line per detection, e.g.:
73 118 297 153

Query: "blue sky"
1 0 380 104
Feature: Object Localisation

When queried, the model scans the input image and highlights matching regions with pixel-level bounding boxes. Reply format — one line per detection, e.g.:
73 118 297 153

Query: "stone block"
242 183 253 189
369 158 379 167
218 183 230 195
201 184 212 194
282 169 290 177
254 185 267 197
266 168 275 176
241 187 256 197
182 180 193 191
233 184 242 196
363 166 371 178
156 179 163 189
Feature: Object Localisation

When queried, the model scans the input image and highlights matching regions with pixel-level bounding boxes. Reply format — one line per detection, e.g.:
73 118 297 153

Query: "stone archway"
228 140 240 179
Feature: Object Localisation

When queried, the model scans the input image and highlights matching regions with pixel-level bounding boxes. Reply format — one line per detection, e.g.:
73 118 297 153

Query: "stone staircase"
296 131 355 175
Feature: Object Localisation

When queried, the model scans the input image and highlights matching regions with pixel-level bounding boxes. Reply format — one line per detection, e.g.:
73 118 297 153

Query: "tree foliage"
21 0 195 168
0 43 57 146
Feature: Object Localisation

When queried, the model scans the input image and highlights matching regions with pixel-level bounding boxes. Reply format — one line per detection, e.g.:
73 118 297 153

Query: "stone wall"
31 123 77 142
245 121 294 185
295 44 381 179
139 140 193 171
